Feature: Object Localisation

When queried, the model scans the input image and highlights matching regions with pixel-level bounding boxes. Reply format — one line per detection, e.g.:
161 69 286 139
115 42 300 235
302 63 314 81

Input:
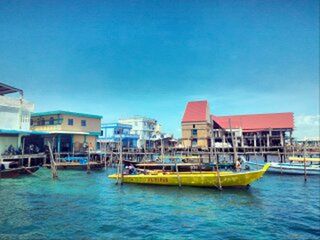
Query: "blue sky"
0 0 319 139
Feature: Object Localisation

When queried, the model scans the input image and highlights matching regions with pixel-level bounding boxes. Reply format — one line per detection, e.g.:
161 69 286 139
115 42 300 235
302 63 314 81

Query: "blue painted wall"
99 123 138 148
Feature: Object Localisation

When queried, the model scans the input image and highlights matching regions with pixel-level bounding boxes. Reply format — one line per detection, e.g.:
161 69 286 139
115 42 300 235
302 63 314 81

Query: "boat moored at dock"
245 157 320 175
0 168 20 178
44 154 104 170
108 163 270 188
0 161 40 178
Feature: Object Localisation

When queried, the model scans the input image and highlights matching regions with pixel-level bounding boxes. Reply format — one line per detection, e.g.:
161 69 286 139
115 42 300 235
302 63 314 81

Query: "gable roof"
31 111 102 119
182 100 210 123
212 112 294 131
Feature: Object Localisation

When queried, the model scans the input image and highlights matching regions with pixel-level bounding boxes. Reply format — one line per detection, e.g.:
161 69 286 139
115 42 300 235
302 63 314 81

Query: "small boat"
0 161 40 178
108 163 270 188
44 162 103 170
43 155 104 171
0 168 20 178
245 157 320 175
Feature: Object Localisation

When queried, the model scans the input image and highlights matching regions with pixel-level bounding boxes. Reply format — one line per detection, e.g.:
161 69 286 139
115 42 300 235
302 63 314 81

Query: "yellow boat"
108 163 270 188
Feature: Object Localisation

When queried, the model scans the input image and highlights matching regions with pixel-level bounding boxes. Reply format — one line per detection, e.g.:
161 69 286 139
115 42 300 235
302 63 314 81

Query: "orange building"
181 100 294 149
181 100 212 148
31 111 102 152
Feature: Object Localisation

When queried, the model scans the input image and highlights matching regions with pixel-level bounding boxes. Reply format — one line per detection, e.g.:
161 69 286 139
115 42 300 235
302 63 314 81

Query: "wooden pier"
89 144 320 166
0 153 47 167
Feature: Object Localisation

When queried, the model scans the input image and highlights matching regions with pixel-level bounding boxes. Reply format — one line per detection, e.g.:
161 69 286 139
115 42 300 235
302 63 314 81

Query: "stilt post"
48 142 58 179
303 141 307 182
211 129 222 190
228 119 238 164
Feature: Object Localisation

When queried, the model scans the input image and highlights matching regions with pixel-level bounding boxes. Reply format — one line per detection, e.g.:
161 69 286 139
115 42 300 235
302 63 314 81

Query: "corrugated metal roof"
212 112 294 130
182 100 209 123
31 110 102 119
0 82 23 96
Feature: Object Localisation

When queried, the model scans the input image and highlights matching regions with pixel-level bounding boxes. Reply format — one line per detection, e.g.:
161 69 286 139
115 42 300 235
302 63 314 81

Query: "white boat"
244 157 320 175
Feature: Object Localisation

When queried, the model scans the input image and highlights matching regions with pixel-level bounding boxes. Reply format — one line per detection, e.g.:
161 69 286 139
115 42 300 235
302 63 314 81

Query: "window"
192 139 198 147
192 129 197 136
68 119 74 126
115 128 122 135
81 120 86 127
100 130 104 136
193 124 196 128
30 119 33 126
41 118 45 125
49 117 54 125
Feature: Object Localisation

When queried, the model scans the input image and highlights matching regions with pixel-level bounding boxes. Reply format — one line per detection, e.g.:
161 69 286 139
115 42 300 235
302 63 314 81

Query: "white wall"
119 117 158 148
0 95 34 131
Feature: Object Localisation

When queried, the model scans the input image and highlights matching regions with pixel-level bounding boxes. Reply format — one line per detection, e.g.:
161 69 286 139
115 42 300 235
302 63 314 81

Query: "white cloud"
294 115 320 140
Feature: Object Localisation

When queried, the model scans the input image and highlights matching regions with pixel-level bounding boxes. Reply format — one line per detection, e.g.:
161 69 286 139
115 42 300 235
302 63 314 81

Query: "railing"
31 118 63 126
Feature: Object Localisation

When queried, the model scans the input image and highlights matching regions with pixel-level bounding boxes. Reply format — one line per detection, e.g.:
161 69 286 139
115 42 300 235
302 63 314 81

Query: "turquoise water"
0 168 319 240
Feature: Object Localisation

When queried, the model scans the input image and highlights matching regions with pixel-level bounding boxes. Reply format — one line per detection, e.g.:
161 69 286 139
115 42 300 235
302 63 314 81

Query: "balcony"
31 118 63 127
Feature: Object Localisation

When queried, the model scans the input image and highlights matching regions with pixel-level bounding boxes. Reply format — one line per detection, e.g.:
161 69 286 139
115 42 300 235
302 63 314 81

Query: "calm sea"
0 167 319 240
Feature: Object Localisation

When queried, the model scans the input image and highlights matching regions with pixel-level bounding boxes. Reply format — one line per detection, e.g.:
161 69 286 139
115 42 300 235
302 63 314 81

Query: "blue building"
98 123 139 149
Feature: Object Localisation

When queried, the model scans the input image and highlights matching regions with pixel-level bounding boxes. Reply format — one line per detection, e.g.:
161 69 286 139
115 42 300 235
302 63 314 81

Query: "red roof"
212 112 294 131
182 100 210 123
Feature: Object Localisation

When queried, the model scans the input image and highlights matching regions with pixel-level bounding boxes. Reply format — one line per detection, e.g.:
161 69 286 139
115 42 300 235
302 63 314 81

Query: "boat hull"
0 169 20 178
0 166 40 178
108 164 270 188
45 162 103 171
246 162 320 175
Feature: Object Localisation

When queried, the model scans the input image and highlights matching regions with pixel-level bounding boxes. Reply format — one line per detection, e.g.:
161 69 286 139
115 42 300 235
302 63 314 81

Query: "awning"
47 131 90 135
0 129 48 135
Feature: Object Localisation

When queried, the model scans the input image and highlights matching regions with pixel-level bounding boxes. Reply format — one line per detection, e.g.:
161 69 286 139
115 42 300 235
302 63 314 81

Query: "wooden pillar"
303 142 307 181
70 135 74 155
211 129 222 190
283 132 287 163
228 119 237 163
253 134 257 148
264 154 267 163
222 134 226 161
21 137 25 155
268 128 272 147
87 148 91 174
161 138 165 170
48 142 58 179
267 133 270 148
57 135 61 153
28 157 31 167
280 131 284 147
259 133 262 151
241 134 244 148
